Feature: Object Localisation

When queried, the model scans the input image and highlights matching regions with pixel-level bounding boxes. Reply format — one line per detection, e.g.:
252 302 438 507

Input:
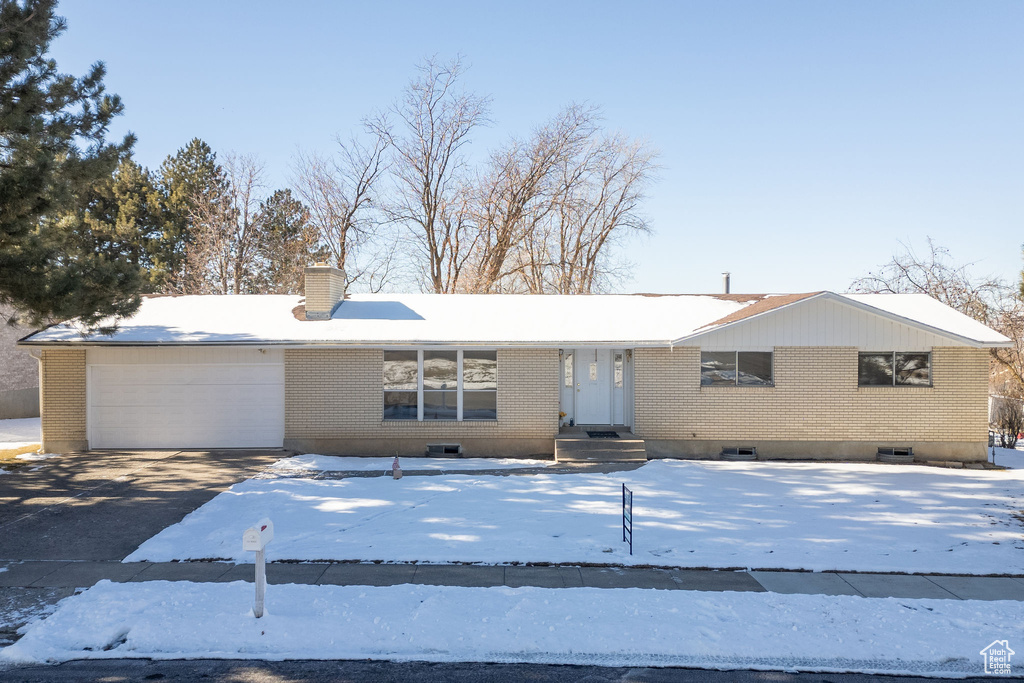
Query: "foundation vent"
426 443 463 456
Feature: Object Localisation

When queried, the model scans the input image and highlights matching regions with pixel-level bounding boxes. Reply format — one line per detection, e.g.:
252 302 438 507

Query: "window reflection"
701 351 737 386
858 352 930 386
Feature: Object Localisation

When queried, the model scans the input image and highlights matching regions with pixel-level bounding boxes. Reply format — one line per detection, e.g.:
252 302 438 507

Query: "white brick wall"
634 346 989 442
40 349 86 444
284 348 560 440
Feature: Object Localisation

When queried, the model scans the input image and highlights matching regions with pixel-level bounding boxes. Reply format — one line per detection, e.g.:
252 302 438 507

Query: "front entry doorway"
577 349 612 424
560 348 632 427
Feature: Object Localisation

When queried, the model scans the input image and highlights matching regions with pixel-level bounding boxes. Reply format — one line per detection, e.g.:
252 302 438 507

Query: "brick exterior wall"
284 348 560 455
39 348 87 451
634 346 989 459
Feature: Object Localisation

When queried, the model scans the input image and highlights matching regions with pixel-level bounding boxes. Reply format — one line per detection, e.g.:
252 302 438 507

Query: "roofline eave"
16 339 677 349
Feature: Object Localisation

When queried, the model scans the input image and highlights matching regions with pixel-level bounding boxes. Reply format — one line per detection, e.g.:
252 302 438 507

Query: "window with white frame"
383 350 497 421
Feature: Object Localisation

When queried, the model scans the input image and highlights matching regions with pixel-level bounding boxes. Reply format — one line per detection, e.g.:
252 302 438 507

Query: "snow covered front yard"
993 446 1024 471
270 454 552 473
3 579 1021 675
0 417 40 447
126 458 1024 575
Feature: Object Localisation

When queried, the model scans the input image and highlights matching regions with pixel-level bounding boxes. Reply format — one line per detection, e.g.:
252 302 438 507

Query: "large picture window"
858 352 930 386
383 350 498 421
462 351 497 420
383 351 418 420
700 351 773 386
423 351 458 420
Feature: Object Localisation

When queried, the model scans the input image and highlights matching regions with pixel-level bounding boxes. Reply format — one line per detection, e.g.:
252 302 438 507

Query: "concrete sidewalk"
2 559 1023 601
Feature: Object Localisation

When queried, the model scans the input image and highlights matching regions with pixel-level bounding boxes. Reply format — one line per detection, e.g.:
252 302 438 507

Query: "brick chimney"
303 263 346 320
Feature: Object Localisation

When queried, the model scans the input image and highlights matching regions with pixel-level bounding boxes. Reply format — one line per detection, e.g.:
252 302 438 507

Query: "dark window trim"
857 351 933 387
700 350 774 387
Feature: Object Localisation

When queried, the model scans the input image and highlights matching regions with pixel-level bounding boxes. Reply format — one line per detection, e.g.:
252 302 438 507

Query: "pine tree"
0 0 141 328
155 138 227 290
81 158 168 293
252 189 326 294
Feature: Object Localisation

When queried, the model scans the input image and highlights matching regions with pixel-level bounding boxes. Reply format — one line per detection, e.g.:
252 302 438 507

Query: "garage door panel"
92 384 285 410
88 356 284 449
91 364 283 388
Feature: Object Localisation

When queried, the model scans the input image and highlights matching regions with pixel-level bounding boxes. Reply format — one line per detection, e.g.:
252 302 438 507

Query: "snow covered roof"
19 291 1012 348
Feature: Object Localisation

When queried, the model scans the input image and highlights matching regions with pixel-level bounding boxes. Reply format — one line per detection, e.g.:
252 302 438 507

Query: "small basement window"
720 446 757 461
721 447 757 456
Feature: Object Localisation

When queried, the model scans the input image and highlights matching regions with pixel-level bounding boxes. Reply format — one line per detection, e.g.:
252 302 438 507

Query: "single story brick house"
19 265 1010 461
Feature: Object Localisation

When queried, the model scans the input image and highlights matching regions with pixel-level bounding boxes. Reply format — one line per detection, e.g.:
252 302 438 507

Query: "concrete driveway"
0 449 285 561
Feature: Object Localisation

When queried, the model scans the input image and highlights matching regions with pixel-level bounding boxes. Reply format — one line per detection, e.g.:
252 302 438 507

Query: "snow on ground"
13 452 57 462
993 446 1024 470
126 460 1024 575
0 417 40 447
2 580 1020 675
270 454 551 473
0 588 73 648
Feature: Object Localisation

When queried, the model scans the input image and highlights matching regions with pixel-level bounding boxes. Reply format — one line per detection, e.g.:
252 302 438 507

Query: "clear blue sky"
51 0 1023 295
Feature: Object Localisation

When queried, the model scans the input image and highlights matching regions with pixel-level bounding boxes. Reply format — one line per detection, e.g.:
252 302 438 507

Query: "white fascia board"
668 292 830 346
17 339 674 349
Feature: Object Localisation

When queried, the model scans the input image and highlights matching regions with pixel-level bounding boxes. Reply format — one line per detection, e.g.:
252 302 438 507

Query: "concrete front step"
555 437 648 463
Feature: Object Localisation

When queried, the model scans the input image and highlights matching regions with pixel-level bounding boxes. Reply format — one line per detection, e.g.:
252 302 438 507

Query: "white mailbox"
242 518 274 551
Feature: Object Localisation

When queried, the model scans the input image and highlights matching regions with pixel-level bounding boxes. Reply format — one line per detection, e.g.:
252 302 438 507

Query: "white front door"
576 349 612 424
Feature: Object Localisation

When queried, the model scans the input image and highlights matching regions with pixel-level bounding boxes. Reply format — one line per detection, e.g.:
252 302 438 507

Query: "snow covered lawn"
0 417 40 451
4 580 1021 676
993 446 1024 470
270 454 551 473
127 459 1024 575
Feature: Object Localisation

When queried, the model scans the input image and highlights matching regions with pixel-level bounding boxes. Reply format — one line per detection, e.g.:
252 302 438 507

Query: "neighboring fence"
0 387 39 420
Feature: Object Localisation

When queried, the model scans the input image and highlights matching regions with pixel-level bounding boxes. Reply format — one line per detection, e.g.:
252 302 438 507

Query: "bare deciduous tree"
991 382 1024 448
455 105 657 294
991 303 1024 392
849 238 1004 324
545 133 656 294
849 238 1024 400
462 104 598 293
183 156 323 295
293 131 390 290
371 56 490 293
295 59 658 296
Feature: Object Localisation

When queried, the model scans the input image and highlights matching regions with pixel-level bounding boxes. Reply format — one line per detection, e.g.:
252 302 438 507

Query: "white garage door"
87 347 284 449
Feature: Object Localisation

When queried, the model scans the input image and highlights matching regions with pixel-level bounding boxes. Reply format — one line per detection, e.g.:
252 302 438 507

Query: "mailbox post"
242 518 274 618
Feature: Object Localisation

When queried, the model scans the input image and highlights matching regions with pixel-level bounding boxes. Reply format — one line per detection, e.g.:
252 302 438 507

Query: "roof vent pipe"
722 272 731 294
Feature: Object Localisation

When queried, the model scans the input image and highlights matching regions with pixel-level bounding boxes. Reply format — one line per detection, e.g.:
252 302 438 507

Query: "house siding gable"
686 296 973 351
